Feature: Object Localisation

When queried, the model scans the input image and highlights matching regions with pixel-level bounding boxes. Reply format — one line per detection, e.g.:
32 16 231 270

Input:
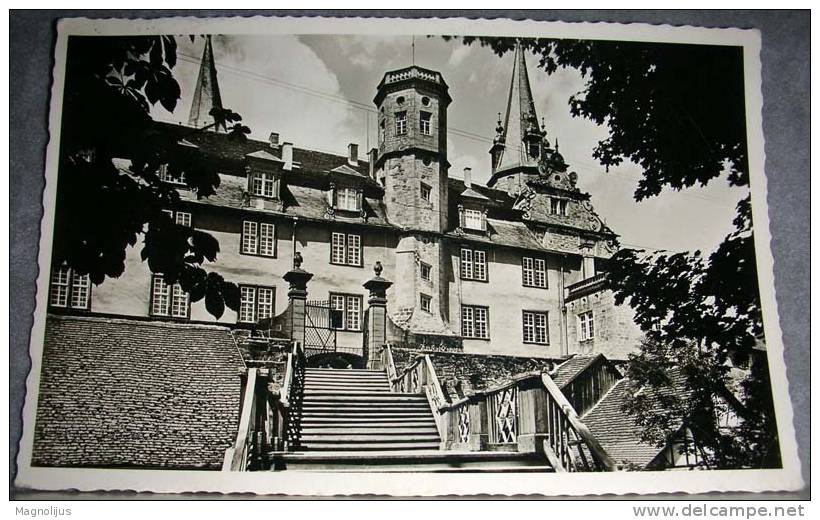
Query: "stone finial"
374 261 383 277
293 251 303 269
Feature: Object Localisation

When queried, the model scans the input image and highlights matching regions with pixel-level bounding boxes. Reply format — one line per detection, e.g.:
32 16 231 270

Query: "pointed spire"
188 35 224 130
493 41 542 175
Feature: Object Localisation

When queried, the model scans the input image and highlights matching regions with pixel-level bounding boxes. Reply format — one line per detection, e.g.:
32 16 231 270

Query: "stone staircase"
272 368 550 472
298 368 440 451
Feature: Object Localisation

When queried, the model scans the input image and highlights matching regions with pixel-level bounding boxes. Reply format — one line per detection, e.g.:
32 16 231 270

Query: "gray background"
9 10 810 498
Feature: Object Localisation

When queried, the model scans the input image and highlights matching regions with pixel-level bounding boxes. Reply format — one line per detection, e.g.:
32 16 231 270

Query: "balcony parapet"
565 272 608 302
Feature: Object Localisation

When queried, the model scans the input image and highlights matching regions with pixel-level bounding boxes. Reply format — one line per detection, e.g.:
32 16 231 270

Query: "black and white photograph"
13 14 804 497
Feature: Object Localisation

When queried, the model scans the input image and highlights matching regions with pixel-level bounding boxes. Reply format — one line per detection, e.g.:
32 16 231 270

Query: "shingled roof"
32 314 245 470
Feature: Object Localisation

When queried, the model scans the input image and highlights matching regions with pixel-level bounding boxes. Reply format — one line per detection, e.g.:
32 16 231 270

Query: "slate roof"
32 314 245 470
580 369 691 469
150 122 613 239
155 121 373 179
551 355 602 388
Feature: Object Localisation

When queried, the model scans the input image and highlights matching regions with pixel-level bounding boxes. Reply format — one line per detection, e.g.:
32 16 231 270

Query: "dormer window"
158 164 186 185
464 208 485 231
329 185 363 213
458 204 488 233
250 170 279 199
550 197 568 216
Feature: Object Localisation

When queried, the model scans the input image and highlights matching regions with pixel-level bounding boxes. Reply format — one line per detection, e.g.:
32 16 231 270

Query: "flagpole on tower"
411 35 415 65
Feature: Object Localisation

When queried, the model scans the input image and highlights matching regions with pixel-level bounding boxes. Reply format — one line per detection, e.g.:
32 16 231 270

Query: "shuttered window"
523 311 549 344
460 247 487 281
522 257 547 288
241 220 275 257
238 285 275 324
462 305 489 339
578 311 595 341
150 275 189 318
49 265 91 310
330 232 363 266
330 293 363 331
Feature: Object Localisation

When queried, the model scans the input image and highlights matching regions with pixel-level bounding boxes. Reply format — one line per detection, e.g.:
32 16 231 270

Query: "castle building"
36 37 745 475
46 38 642 361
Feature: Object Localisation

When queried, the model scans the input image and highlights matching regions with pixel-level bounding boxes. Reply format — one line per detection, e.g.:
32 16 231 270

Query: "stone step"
303 381 390 387
302 390 408 397
287 465 553 473
303 378 390 384
301 418 436 426
272 450 551 471
301 414 435 422
300 434 440 442
305 369 385 373
302 394 426 403
295 442 441 451
300 427 439 435
300 405 432 414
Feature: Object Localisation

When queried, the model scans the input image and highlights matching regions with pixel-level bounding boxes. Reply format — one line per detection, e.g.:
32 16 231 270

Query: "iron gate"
304 300 340 358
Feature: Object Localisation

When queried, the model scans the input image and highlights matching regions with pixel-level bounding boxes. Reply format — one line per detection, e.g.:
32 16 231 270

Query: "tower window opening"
421 96 430 106
420 111 432 135
395 111 407 136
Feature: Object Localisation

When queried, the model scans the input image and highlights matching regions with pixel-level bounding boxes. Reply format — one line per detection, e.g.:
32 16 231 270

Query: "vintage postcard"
15 15 802 496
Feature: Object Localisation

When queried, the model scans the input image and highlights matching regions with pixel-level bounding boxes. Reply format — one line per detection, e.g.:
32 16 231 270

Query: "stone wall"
565 288 644 361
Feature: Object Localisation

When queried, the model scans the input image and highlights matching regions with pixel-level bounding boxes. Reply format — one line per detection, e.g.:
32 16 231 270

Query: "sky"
150 34 749 255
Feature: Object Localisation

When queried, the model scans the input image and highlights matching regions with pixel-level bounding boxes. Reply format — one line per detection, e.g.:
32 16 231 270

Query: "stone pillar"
363 261 393 368
283 252 313 346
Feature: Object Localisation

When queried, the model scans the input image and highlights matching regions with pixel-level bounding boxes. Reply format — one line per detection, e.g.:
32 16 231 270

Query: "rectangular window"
158 164 186 185
250 171 277 198
550 198 568 216
460 247 487 282
578 311 595 341
49 265 91 310
336 187 360 212
420 294 432 313
420 262 432 281
379 119 385 143
330 232 363 266
395 111 407 135
464 208 484 230
241 220 275 256
175 211 192 228
150 275 189 318
238 285 275 324
330 293 363 331
462 305 489 339
523 311 549 345
420 183 432 203
163 209 192 227
522 257 547 288
420 111 432 135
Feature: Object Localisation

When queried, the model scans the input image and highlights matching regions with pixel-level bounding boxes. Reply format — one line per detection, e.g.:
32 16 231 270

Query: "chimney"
269 132 279 148
368 148 378 180
282 142 293 170
463 167 472 188
348 143 359 166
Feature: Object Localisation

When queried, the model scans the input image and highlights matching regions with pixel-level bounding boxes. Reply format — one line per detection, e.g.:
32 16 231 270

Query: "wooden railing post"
516 378 550 455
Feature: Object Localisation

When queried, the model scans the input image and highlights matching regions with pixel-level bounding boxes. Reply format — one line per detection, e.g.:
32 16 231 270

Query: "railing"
384 66 442 85
565 272 608 301
276 340 306 451
223 368 265 471
388 351 447 439
438 372 617 472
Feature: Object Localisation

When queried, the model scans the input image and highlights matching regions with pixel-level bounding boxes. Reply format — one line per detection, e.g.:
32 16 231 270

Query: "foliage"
450 36 779 468
55 36 250 318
